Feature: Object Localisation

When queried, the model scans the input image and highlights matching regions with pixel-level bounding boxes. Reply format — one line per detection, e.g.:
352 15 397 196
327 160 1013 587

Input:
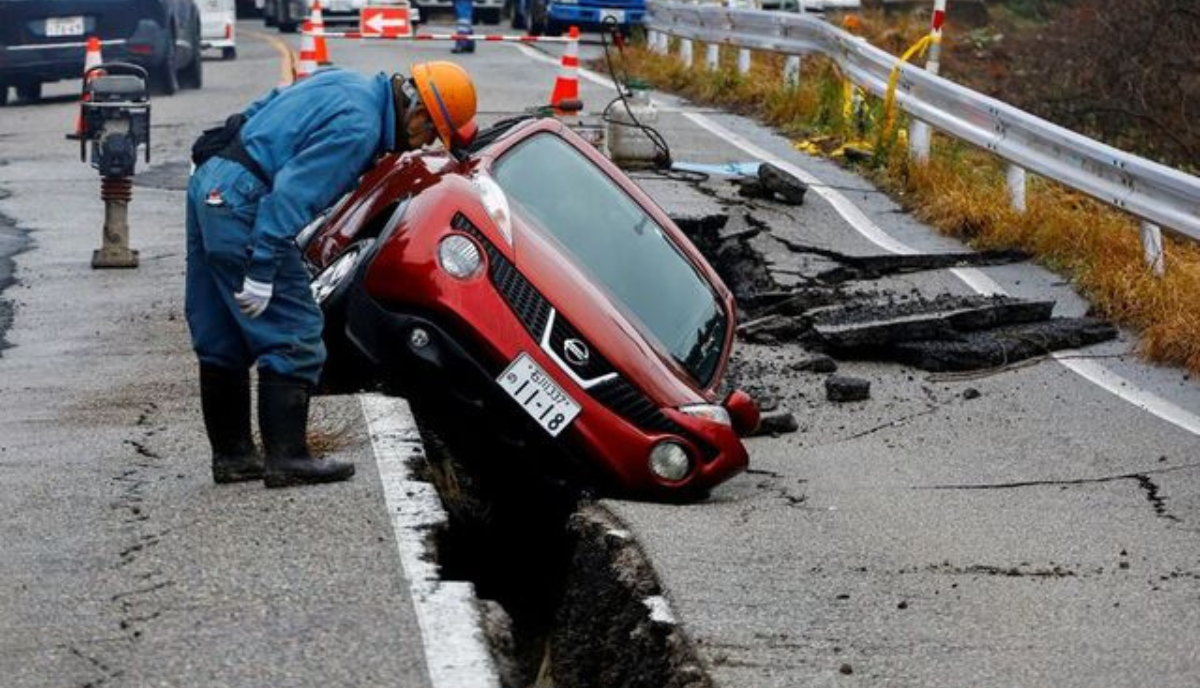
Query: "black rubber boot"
258 371 355 489
199 363 263 483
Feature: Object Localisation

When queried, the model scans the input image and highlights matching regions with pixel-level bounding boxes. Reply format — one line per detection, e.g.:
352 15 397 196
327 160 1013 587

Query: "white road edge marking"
359 394 500 688
514 42 1200 437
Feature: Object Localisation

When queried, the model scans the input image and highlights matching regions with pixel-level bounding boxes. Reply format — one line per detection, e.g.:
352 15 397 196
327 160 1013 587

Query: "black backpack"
190 114 269 185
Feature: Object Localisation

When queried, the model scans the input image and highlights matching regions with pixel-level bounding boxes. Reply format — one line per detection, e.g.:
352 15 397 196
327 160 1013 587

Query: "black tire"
15 82 41 102
479 7 502 25
0 84 8 107
528 0 547 36
222 46 237 60
312 241 379 395
544 18 563 37
264 1 277 27
152 35 179 95
278 3 298 35
178 25 203 89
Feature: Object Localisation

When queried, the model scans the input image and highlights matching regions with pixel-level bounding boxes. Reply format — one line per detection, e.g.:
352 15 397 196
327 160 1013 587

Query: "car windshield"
492 132 727 387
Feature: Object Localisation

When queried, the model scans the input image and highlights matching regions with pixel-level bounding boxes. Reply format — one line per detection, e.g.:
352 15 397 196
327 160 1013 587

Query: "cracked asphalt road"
2 16 1200 688
608 107 1200 687
0 32 432 688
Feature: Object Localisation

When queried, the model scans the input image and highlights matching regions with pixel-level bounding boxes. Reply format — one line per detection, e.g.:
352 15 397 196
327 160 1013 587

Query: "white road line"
514 44 1200 438
359 394 500 688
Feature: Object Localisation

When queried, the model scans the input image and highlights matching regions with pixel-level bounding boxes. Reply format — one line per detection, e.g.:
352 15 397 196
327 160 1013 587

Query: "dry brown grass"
609 39 1200 373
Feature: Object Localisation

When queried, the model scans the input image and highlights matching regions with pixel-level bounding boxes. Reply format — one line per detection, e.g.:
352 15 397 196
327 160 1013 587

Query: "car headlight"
438 235 483 279
649 441 691 482
473 173 513 246
678 404 732 426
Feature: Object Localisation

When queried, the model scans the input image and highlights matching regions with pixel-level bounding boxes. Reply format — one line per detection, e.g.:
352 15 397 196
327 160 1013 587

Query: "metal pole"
1006 164 1027 213
1141 221 1166 276
910 0 947 162
784 55 801 87
680 38 693 67
706 43 720 71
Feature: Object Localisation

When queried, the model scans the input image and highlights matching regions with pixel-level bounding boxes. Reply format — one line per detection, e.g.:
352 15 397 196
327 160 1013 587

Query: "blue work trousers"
455 0 474 49
185 157 326 386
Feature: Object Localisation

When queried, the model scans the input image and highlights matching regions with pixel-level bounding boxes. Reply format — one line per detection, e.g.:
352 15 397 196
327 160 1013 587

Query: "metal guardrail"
645 1 1200 257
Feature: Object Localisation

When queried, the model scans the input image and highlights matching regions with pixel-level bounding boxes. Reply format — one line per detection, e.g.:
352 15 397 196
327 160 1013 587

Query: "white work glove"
234 278 273 319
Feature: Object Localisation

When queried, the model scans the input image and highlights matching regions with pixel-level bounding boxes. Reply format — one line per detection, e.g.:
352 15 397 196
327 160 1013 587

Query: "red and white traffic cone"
295 21 319 80
67 37 104 140
310 0 331 65
548 26 581 112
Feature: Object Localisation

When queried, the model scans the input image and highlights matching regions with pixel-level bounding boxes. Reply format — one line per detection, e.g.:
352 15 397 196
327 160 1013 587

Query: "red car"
301 116 758 499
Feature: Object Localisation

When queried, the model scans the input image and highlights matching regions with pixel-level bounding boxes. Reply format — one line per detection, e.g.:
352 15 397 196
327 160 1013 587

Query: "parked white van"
199 0 238 59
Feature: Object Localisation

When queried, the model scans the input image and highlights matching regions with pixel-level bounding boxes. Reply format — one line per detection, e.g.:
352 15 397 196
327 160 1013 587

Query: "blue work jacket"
239 69 398 284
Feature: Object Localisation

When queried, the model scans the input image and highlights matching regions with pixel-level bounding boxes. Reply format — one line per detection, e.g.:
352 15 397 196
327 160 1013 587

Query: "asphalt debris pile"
672 210 1117 373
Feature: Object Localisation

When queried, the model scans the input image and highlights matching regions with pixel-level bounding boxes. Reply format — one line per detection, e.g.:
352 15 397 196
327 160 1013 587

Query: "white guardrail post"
909 0 945 162
784 55 801 87
1141 222 1166 276
680 37 694 66
644 0 1200 275
706 43 720 70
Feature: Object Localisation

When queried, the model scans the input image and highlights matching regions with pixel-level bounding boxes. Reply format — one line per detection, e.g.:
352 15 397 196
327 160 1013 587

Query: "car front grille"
450 212 703 446
453 212 551 338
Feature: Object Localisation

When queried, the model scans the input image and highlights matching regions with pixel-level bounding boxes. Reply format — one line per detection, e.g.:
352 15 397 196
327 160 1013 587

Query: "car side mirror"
723 390 760 437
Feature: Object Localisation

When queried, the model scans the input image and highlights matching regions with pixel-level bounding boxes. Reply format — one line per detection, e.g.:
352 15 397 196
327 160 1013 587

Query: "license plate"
46 16 85 37
598 9 625 23
497 353 580 437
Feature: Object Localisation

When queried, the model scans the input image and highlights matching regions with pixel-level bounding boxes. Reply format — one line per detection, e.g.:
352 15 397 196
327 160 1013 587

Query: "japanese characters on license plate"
598 9 625 23
46 16 85 37
497 353 580 437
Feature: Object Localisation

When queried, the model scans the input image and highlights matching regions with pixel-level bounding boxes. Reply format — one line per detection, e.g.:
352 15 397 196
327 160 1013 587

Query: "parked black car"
261 0 306 33
0 0 203 104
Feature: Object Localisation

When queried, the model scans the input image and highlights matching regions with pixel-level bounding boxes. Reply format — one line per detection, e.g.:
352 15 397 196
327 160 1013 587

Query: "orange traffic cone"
295 21 318 79
67 37 104 140
310 0 331 65
548 26 581 111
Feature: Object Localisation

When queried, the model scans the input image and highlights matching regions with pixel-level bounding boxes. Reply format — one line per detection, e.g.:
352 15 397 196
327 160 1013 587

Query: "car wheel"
479 7 502 25
222 46 237 60
15 82 41 102
278 3 298 35
264 0 277 27
528 0 548 36
544 18 563 37
0 84 8 107
313 240 378 395
178 25 203 89
152 35 179 95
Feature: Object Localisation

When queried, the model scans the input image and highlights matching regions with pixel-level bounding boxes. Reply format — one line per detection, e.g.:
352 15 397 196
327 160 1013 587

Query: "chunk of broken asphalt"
826 375 871 402
749 410 799 437
735 162 808 205
791 355 838 374
893 318 1118 372
963 388 981 400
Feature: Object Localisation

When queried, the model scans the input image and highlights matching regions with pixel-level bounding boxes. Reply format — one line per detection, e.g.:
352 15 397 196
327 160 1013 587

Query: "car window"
493 133 727 387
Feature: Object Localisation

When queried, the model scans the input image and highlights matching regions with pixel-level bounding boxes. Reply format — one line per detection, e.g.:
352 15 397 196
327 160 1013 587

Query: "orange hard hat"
410 61 477 150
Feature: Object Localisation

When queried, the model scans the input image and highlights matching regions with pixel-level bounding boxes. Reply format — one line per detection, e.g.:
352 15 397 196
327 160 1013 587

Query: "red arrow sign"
361 6 411 38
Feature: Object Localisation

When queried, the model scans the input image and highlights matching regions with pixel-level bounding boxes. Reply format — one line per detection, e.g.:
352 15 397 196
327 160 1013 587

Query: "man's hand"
234 278 273 319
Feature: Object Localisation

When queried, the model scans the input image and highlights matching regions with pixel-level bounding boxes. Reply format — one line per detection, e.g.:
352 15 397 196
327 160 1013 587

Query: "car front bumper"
341 210 748 499
547 4 644 26
0 20 168 83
